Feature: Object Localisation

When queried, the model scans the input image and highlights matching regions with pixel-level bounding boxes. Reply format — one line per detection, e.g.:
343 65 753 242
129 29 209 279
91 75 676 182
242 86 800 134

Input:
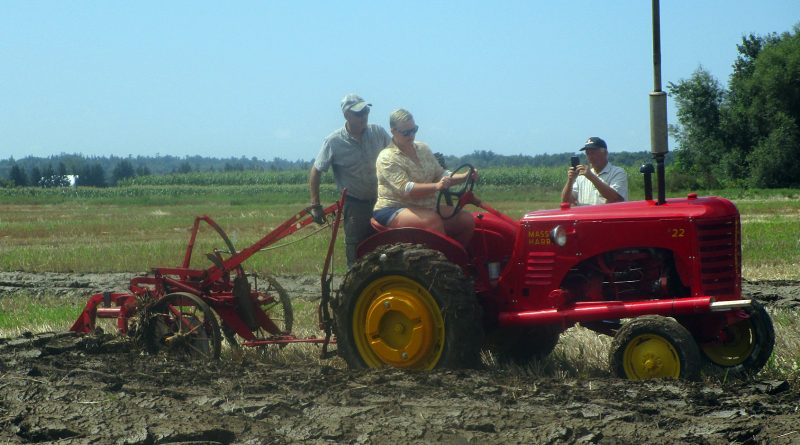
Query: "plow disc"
143 292 222 361
252 275 294 340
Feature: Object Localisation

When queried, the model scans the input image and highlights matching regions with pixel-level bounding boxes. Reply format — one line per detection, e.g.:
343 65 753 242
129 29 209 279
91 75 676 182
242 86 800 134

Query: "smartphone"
570 156 580 168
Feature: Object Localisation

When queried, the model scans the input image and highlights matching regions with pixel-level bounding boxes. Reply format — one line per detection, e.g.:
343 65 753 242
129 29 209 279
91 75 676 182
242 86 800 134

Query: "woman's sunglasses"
398 125 419 137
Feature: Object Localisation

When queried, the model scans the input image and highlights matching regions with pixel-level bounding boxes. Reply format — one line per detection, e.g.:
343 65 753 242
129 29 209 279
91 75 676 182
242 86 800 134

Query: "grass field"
1 183 798 278
1 182 798 382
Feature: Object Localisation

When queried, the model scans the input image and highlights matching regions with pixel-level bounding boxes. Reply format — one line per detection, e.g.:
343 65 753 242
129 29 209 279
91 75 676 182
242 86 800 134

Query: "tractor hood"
523 195 739 223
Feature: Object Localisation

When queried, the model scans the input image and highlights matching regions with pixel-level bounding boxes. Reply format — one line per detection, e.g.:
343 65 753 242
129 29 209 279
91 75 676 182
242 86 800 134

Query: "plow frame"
70 192 347 352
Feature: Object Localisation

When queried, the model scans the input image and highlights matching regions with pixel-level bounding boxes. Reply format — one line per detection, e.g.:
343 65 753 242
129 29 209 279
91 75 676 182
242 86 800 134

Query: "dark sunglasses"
398 125 419 137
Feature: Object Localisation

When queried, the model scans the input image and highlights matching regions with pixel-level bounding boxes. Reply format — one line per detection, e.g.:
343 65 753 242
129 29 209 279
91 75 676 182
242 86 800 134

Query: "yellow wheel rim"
700 319 755 367
352 275 445 369
623 334 681 379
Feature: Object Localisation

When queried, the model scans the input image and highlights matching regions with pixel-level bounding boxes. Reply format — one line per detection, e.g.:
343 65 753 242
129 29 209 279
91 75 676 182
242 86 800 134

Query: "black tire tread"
610 315 701 381
699 300 775 378
333 243 483 369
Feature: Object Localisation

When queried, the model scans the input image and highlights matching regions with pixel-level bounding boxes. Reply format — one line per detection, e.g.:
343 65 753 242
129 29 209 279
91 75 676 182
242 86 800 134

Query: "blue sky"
1 1 797 162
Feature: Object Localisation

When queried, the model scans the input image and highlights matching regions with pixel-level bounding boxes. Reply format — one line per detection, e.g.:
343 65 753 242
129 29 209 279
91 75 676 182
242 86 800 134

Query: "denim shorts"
373 207 404 226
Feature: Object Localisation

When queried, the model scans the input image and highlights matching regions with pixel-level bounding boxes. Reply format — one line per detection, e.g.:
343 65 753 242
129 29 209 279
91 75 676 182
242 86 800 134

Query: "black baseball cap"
579 137 607 151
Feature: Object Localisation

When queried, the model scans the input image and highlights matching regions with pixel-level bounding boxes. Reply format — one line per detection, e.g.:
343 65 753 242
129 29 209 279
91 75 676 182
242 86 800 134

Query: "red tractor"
330 2 773 380
331 164 775 380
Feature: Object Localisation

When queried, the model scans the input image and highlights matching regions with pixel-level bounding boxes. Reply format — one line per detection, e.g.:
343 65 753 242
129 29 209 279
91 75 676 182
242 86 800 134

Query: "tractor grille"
524 251 556 286
696 217 740 297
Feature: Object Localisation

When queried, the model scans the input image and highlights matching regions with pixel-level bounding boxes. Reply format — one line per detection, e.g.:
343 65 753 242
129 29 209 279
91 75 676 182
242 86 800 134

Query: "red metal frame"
71 192 347 350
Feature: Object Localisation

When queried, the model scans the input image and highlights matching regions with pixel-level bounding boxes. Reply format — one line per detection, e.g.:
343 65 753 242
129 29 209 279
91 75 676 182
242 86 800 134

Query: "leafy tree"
742 28 800 178
76 163 107 187
38 163 69 187
668 67 726 187
669 24 800 188
29 166 41 186
111 160 136 185
747 112 799 187
177 162 192 174
90 164 107 187
8 164 28 186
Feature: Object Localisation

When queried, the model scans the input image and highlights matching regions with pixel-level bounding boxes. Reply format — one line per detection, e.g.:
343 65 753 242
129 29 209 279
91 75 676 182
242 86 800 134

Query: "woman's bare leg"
441 207 475 246
389 208 445 234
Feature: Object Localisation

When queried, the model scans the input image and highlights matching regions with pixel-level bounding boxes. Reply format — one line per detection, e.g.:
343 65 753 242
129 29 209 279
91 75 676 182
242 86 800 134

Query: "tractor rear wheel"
610 315 701 380
698 301 774 377
143 292 221 361
334 243 483 370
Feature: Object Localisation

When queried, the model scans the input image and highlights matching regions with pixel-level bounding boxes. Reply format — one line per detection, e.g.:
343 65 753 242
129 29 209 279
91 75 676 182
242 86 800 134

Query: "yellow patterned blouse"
374 141 446 211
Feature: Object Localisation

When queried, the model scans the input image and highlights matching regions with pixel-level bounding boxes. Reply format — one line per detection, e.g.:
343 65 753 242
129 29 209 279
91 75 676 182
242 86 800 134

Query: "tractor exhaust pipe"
650 0 668 205
640 163 654 201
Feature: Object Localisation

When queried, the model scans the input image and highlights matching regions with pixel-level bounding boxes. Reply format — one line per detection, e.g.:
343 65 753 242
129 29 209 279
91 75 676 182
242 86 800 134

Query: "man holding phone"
561 137 628 206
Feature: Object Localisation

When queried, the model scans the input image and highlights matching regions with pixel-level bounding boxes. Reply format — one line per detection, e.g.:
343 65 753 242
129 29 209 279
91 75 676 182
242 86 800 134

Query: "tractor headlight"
550 225 567 247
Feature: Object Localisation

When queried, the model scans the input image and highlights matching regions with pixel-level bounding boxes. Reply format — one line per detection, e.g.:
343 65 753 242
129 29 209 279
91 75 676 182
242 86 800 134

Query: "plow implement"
70 194 346 360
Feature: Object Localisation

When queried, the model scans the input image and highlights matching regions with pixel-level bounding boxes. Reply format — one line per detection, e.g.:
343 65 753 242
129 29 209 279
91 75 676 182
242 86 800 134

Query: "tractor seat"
370 217 389 232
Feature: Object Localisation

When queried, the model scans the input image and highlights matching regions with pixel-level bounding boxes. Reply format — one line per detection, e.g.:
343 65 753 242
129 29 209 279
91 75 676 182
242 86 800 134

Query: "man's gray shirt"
571 162 628 206
314 124 391 201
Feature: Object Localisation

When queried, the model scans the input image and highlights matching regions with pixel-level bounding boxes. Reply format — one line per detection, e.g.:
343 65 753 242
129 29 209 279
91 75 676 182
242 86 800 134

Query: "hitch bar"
709 299 751 312
499 296 753 327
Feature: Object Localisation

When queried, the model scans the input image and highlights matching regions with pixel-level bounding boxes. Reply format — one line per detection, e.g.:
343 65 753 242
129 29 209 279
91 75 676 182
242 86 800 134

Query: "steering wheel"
435 163 476 220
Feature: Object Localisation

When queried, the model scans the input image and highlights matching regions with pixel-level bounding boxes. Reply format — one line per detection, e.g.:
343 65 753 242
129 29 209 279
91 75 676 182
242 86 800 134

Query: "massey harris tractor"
331 0 774 380
70 2 773 380
69 168 775 381
330 164 775 380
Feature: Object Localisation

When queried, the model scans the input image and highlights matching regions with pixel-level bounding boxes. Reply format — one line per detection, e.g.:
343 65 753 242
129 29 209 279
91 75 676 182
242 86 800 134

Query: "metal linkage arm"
202 193 346 286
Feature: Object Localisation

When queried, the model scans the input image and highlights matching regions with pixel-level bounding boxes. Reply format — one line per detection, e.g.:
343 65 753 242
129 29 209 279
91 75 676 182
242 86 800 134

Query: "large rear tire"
698 301 774 377
334 243 483 369
610 315 701 380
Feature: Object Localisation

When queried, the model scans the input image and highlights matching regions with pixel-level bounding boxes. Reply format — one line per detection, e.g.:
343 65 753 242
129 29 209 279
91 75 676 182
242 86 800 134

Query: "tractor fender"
356 227 470 271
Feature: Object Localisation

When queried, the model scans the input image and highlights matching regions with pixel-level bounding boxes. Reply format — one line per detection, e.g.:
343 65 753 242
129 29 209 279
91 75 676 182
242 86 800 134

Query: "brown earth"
1 272 800 444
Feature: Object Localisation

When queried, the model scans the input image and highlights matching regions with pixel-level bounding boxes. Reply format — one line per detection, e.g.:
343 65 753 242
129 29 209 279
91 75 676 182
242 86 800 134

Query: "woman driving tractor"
373 108 477 246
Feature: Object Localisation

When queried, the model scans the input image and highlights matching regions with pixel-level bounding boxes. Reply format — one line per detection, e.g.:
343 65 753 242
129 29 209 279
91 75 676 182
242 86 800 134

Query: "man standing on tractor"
308 94 391 267
561 136 628 206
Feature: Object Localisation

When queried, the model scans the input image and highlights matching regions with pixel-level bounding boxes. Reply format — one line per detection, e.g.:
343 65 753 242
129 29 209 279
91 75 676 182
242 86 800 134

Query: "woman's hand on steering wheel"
435 164 477 220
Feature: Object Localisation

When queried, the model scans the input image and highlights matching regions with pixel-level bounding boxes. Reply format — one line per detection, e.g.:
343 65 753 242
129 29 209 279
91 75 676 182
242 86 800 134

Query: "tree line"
2 151 660 188
668 24 800 188
0 154 313 188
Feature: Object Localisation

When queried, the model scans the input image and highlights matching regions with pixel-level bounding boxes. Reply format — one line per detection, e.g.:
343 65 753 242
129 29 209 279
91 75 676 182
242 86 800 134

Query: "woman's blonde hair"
389 108 414 129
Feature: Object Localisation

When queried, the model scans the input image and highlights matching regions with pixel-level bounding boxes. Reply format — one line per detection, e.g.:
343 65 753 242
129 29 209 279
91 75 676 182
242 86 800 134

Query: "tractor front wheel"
698 301 774 377
610 315 701 380
334 244 483 370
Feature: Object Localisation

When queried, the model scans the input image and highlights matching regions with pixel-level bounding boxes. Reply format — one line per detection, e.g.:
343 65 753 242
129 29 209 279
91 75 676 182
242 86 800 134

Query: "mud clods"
1 274 799 443
0 330 798 444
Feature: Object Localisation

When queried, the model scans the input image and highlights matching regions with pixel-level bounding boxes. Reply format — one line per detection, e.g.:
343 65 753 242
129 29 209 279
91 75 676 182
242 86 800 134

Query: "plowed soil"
1 273 799 444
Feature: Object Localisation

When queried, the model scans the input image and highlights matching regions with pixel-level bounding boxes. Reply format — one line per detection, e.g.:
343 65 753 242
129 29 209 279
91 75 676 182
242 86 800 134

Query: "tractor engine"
561 248 689 303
